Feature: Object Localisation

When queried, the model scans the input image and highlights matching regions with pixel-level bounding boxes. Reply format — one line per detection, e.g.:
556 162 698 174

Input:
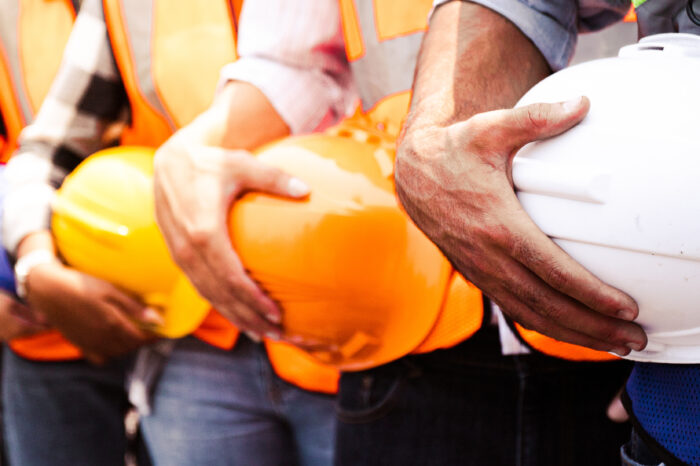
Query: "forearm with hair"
405 1 551 133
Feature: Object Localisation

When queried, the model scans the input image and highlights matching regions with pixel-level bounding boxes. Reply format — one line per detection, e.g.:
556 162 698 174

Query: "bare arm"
395 1 646 354
407 1 551 129
153 0 354 341
153 82 304 341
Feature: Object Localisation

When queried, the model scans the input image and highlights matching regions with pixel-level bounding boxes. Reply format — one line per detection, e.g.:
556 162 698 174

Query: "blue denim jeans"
336 326 632 466
620 430 665 466
140 336 336 466
2 348 135 466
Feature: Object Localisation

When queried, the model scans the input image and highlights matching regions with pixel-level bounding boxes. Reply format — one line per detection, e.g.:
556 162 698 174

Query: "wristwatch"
14 250 56 300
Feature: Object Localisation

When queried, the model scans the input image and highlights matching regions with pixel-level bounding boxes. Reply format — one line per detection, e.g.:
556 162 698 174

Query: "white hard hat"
513 34 700 363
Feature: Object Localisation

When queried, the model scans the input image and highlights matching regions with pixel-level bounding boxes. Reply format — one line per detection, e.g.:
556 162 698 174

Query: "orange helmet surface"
230 119 454 370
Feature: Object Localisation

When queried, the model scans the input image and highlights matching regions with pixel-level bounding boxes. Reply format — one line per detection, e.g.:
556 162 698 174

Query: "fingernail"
267 313 281 324
265 331 280 341
626 341 645 352
611 347 630 357
286 334 304 344
246 332 262 343
287 177 310 197
562 96 583 113
143 308 165 326
616 309 636 321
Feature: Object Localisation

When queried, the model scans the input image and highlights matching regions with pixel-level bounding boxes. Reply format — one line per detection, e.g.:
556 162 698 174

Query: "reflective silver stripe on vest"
118 0 175 129
349 0 424 111
0 0 34 124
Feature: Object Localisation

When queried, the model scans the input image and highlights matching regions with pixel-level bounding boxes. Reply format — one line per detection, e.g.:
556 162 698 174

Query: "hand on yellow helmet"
17 231 160 365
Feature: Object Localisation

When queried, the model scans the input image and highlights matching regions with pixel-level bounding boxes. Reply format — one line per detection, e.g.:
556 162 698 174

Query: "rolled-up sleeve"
220 0 357 135
433 0 629 71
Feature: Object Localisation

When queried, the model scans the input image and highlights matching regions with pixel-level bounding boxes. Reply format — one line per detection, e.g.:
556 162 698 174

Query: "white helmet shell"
513 34 700 363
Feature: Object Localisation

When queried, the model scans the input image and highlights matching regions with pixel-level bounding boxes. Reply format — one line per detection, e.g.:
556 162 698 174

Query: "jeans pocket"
336 363 408 424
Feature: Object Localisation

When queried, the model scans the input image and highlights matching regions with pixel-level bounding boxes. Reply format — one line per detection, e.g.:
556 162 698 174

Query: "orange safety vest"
102 0 338 393
338 0 616 361
1 0 84 361
0 0 76 162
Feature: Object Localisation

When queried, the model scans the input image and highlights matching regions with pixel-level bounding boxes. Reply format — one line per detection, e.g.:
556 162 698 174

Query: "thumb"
505 96 590 150
470 96 590 155
230 152 311 200
606 389 629 423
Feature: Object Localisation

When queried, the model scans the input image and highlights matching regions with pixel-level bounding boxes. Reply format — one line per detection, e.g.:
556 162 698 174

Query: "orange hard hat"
230 119 454 370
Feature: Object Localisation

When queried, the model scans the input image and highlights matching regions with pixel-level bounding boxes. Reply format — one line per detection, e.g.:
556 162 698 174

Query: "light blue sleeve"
433 0 630 71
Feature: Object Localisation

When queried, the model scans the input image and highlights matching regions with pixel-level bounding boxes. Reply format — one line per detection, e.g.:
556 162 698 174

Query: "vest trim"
0 0 31 125
119 0 176 130
348 0 423 112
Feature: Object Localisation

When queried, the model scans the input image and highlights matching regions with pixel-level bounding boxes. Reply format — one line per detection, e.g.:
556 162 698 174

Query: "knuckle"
94 286 113 303
598 323 627 345
509 282 542 312
224 270 250 292
224 273 244 291
525 106 549 131
505 233 531 260
463 113 488 134
172 242 195 265
479 223 509 247
591 291 628 316
542 262 570 289
460 117 490 149
185 225 213 250
537 303 564 322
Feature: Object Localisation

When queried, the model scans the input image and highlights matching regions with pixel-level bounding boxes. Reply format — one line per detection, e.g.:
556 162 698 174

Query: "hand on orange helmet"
153 81 305 341
395 98 647 356
18 232 160 365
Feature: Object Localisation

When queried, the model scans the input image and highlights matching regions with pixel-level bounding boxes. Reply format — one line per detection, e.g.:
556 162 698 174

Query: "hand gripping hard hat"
512 34 700 363
0 165 17 295
231 118 456 370
52 146 210 337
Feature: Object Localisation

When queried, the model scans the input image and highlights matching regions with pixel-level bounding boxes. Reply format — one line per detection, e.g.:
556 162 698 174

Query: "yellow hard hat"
52 146 210 338
231 118 454 370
